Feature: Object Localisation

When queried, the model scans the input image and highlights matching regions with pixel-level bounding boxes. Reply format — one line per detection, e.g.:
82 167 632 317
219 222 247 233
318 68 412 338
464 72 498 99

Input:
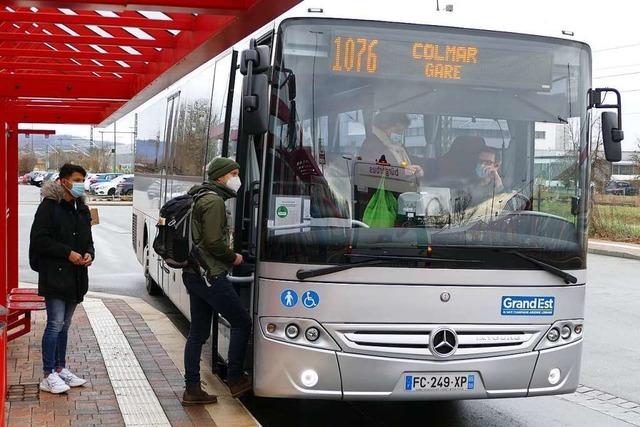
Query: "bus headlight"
260 317 341 351
548 368 561 385
300 369 319 387
305 327 320 342
285 324 300 339
535 319 583 351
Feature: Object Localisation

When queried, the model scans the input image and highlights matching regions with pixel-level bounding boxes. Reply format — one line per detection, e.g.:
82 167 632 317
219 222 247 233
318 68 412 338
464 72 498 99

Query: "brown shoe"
182 383 217 406
228 375 252 398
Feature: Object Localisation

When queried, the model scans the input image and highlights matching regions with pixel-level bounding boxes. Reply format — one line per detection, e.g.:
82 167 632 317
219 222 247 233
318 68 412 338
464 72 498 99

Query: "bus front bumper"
253 335 582 400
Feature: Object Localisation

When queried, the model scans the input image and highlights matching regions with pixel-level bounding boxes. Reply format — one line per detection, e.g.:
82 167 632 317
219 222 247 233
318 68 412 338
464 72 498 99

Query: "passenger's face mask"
475 163 488 178
389 132 403 143
64 179 85 198
225 176 242 192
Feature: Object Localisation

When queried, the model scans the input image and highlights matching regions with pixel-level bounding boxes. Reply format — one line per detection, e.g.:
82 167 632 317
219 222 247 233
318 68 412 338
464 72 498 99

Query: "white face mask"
225 176 242 192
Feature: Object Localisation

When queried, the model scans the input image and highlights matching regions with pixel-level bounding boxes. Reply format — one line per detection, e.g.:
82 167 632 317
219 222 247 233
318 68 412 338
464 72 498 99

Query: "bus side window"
205 52 235 168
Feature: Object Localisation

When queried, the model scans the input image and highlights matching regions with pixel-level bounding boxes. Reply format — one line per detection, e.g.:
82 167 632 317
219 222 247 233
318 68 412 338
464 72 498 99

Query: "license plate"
404 373 475 392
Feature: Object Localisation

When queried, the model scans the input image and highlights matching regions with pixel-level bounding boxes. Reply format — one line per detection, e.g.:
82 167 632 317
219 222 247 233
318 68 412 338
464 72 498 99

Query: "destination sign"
330 30 553 90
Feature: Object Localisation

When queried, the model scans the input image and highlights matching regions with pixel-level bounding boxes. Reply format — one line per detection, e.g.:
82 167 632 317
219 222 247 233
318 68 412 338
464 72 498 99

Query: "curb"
588 247 640 261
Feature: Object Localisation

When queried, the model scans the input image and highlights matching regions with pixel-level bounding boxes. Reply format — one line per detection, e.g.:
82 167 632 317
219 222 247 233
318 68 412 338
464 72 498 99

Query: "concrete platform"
5 287 259 427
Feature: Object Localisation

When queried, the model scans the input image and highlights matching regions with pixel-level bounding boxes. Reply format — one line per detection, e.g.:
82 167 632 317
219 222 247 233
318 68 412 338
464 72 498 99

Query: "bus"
130 0 624 400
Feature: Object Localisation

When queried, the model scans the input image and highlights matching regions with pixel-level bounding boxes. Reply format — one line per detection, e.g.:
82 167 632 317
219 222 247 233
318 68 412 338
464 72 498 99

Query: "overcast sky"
23 0 640 151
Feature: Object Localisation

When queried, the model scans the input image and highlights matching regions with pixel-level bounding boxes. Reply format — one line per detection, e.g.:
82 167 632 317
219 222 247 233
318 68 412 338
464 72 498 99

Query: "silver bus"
131 0 624 400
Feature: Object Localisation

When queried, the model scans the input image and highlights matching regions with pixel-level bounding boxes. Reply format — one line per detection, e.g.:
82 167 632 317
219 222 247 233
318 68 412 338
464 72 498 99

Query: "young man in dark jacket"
30 163 95 394
181 157 252 405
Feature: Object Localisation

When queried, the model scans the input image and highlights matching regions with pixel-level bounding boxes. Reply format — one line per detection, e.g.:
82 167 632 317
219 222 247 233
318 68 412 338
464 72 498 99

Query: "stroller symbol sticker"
302 291 320 309
280 289 298 307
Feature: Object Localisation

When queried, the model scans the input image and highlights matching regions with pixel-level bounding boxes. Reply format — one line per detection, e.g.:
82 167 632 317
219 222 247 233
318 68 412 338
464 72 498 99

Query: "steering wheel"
503 192 531 212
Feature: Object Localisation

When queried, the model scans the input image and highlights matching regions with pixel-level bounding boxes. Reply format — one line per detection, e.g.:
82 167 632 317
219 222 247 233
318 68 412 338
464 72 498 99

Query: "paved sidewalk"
5 292 258 427
589 239 640 260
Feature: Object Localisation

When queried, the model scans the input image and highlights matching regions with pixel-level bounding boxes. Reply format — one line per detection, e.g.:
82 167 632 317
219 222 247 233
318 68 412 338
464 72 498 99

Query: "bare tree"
18 151 37 175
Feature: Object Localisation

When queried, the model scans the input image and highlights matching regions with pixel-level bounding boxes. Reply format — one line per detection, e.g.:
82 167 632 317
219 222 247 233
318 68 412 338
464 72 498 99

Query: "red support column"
7 122 18 295
0 97 8 427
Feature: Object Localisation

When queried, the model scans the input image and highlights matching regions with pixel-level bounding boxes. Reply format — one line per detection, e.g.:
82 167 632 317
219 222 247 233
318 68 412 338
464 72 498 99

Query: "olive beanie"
207 157 240 181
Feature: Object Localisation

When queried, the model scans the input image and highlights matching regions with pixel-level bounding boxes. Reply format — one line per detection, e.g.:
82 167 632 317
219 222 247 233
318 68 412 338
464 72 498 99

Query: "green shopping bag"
362 176 397 228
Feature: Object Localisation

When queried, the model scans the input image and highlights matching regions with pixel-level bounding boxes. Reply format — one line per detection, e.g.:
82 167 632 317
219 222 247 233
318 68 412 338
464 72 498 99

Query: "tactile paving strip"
83 299 171 427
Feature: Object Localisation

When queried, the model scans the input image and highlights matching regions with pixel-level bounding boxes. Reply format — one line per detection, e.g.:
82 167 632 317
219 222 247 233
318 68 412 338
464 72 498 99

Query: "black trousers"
182 272 252 384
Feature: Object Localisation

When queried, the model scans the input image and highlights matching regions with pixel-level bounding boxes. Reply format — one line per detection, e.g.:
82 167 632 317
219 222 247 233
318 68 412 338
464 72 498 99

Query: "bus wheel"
143 244 163 296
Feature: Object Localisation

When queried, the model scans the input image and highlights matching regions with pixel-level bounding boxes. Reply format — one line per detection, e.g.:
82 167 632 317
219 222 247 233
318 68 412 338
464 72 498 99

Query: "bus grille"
324 323 548 360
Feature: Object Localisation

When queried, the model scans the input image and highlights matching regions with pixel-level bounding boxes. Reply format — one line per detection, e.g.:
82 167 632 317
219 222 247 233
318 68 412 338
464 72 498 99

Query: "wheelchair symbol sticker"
302 291 320 309
280 289 298 307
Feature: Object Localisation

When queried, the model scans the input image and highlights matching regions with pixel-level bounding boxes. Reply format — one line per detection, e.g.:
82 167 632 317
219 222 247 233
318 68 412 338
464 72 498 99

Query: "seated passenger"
359 112 423 177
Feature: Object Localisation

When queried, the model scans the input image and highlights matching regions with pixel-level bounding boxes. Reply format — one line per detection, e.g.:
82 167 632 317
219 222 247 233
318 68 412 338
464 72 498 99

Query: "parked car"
29 171 48 187
19 173 30 184
604 180 639 196
43 171 58 183
91 174 132 196
85 173 121 191
116 176 134 196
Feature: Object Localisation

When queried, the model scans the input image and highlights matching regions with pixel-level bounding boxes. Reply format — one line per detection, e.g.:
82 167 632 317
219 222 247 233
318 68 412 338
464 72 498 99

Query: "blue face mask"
475 163 488 178
389 132 403 143
68 182 85 198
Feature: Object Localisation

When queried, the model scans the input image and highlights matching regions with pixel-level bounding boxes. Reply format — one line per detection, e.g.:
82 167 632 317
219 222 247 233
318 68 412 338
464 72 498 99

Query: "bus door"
159 91 181 296
209 32 273 376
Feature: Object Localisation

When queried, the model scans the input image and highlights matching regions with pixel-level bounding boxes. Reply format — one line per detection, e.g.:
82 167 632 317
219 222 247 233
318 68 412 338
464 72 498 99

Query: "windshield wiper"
296 253 482 280
296 259 386 280
506 250 577 284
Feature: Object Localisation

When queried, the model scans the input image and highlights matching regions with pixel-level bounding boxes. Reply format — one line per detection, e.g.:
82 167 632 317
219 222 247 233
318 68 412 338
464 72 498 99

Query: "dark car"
604 180 639 196
116 176 134 196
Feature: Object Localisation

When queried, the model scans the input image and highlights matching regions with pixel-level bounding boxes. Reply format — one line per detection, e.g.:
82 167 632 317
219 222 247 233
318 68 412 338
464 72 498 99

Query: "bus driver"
359 112 424 177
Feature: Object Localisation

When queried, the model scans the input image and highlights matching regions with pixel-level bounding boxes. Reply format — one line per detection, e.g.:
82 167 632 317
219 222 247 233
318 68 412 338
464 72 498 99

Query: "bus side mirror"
240 41 271 135
601 111 623 162
588 88 624 163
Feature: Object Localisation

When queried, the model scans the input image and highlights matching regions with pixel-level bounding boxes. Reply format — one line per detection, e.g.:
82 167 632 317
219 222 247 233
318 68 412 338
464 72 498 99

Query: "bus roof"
279 0 588 45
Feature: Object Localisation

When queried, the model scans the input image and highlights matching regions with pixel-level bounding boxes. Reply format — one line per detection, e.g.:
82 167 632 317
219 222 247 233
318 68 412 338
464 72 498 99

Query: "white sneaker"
40 372 71 394
58 368 87 387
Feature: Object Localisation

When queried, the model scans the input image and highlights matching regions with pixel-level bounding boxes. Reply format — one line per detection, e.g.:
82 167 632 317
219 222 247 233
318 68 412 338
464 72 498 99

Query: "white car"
91 174 133 196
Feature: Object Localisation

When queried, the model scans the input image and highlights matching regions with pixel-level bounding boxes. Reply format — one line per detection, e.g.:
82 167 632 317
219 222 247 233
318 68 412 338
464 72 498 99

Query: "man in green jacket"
181 157 252 405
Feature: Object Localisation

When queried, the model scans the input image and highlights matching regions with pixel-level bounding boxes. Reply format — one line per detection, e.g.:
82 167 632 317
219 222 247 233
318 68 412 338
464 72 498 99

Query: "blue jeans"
182 272 252 384
42 298 77 374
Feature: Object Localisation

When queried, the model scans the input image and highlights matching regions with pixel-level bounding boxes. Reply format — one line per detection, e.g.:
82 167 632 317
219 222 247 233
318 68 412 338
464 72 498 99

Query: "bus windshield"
260 18 592 271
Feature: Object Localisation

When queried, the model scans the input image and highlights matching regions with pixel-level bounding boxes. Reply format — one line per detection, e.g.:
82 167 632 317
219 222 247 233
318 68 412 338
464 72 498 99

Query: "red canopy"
0 0 299 125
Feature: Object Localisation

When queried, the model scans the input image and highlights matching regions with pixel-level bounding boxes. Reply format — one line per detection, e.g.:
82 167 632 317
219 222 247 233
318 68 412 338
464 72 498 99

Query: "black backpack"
153 190 213 269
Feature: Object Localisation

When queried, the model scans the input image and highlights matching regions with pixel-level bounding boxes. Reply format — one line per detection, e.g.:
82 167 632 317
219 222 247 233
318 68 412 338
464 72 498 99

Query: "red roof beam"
0 47 158 62
13 103 118 111
0 60 147 74
0 73 133 99
4 1 251 15
16 129 56 135
8 108 107 124
0 31 177 48
0 11 196 31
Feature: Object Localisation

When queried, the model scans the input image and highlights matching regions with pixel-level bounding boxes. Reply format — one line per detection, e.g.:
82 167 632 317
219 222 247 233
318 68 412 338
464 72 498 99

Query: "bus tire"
143 244 163 296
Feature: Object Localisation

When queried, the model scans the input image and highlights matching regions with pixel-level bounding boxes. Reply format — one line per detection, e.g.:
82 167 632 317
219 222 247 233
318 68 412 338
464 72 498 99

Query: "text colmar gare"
412 43 478 80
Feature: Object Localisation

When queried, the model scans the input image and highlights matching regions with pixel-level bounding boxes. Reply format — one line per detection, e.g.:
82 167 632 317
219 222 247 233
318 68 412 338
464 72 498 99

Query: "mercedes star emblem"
430 327 458 358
